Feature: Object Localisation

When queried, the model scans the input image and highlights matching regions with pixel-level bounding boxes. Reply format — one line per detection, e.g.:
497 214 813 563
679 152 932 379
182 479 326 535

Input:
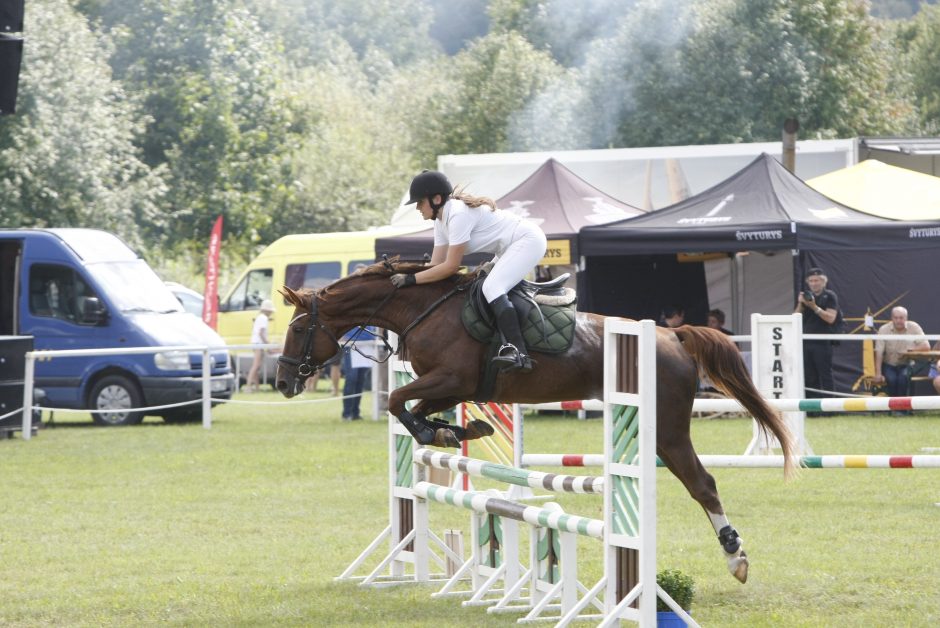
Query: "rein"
397 283 469 357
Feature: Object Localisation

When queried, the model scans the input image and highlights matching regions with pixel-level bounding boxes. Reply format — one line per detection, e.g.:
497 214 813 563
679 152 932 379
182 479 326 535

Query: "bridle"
277 288 396 382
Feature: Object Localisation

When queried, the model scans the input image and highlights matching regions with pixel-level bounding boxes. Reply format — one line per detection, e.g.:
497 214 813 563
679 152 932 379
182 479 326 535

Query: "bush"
657 569 695 612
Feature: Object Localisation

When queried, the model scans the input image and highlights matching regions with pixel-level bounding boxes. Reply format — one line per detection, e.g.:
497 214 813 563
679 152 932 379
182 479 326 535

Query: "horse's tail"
672 325 797 479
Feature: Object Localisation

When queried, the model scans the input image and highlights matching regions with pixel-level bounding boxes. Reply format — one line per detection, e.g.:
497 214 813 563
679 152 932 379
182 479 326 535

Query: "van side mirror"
80 297 106 325
217 295 228 312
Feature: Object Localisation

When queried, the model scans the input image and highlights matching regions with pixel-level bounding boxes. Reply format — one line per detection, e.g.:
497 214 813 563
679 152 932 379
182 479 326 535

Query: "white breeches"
482 223 547 303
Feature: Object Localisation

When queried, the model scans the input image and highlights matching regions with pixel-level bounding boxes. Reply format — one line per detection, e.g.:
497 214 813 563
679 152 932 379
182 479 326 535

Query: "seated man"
872 306 929 403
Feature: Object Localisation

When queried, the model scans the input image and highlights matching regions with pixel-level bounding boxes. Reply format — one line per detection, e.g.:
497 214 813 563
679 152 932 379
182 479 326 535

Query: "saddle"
461 269 577 402
462 273 577 354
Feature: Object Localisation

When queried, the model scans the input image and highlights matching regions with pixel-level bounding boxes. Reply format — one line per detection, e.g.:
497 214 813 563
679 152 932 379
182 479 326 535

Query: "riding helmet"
406 170 453 205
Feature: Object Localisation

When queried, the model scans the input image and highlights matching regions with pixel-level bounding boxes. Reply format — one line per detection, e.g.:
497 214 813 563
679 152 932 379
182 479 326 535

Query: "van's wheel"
89 375 144 426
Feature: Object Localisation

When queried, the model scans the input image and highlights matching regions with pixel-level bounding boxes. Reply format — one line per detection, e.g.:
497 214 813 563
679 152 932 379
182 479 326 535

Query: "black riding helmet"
406 170 453 216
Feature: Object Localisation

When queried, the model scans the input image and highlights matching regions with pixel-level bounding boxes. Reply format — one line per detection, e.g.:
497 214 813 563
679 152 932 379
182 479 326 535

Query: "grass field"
1 390 939 627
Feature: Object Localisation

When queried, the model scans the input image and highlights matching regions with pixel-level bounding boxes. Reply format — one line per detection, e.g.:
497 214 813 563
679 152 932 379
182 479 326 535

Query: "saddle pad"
461 298 576 355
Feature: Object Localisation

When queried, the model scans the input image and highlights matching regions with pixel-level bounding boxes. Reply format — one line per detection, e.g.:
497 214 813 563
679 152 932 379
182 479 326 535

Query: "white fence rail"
18 343 275 440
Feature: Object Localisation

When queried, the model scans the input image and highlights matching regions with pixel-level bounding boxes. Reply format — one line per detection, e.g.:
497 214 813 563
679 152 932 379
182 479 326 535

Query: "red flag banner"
202 215 223 329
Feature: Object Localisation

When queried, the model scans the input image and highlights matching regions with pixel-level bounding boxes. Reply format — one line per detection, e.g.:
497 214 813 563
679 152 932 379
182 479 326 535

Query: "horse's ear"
279 286 300 306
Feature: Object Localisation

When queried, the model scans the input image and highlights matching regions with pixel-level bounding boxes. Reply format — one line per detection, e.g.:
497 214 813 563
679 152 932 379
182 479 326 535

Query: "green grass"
1 393 939 627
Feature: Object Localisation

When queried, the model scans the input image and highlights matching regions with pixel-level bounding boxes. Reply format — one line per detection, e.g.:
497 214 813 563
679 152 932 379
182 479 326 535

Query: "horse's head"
275 286 343 398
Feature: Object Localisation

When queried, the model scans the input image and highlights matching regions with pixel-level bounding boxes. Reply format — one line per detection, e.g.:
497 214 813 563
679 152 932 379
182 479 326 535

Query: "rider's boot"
490 294 534 373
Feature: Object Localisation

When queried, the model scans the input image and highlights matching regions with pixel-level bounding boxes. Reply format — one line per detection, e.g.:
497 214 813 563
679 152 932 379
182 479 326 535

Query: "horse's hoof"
432 428 461 448
727 549 749 583
463 420 495 441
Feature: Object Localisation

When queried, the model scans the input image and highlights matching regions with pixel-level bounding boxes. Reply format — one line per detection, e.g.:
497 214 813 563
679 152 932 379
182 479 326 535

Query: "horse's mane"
286 259 479 309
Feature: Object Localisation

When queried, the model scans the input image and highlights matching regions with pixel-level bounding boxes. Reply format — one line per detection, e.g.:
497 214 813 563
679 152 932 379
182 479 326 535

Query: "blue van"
0 228 234 425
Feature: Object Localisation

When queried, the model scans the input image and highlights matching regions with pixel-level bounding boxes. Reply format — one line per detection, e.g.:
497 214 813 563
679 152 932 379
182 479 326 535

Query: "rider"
390 170 547 373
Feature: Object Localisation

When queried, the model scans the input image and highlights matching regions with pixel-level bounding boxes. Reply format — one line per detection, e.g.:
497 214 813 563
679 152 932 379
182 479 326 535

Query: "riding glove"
391 273 416 288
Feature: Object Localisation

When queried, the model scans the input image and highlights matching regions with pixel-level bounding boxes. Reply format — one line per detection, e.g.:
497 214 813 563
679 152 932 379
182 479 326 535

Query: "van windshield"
86 260 184 313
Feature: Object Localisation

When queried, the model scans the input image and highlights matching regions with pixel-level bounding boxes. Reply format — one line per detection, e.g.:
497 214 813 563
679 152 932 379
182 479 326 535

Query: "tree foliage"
0 0 164 249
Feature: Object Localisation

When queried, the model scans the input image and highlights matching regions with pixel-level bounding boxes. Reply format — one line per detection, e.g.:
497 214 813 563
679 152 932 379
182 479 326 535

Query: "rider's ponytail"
452 184 497 212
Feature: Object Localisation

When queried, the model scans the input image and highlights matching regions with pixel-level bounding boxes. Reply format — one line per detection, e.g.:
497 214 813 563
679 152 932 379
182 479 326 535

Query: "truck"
0 228 234 425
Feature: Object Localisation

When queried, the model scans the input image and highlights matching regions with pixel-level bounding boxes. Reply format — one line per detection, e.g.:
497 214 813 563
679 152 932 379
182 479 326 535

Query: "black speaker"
0 0 24 32
0 33 22 115
0 379 23 416
0 335 32 381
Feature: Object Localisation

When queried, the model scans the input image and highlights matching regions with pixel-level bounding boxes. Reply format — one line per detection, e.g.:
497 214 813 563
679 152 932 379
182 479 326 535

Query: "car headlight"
154 351 190 371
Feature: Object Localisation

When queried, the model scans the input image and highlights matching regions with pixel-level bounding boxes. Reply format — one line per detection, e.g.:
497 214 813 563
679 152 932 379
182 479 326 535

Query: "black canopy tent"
375 158 644 267
578 153 940 392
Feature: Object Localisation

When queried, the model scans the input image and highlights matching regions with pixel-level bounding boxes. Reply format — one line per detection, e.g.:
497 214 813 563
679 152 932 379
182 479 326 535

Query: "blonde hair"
451 184 497 212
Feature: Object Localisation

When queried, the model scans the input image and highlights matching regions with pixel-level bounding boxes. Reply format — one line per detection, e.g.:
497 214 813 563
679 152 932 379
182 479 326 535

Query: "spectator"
342 327 375 421
246 299 275 392
659 304 685 328
873 306 929 406
707 309 733 335
795 267 839 397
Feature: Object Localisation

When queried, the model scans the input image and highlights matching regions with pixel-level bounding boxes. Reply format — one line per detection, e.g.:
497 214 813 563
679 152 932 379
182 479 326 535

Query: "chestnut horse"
275 261 796 583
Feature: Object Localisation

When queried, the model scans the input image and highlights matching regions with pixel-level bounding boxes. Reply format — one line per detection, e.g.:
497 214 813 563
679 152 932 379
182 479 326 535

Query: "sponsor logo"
735 230 783 241
676 193 734 225
910 227 940 238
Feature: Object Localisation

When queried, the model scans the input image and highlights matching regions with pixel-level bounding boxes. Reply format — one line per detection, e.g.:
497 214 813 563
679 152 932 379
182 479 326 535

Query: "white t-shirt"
250 312 270 344
433 199 523 256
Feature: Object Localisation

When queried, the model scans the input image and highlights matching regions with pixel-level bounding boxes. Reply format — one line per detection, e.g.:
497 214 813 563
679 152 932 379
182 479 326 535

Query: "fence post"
202 349 212 429
21 352 35 440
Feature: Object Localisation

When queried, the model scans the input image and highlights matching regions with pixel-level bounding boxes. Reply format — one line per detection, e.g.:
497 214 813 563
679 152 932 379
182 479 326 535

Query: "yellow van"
217 229 420 346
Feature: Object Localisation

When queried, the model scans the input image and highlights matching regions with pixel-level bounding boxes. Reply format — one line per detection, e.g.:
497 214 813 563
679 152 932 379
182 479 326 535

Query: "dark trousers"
882 362 912 398
341 348 370 419
803 341 834 397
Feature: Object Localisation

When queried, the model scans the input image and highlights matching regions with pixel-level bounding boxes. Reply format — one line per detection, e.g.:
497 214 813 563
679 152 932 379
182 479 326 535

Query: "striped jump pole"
414 482 605 539
526 394 940 415
522 453 940 469
413 448 603 494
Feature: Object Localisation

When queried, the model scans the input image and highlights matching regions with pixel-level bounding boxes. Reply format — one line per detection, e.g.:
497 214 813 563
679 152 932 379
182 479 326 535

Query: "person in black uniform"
794 267 840 397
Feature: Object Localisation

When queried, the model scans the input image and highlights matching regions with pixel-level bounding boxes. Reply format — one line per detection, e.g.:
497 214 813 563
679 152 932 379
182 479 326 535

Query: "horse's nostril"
276 379 288 392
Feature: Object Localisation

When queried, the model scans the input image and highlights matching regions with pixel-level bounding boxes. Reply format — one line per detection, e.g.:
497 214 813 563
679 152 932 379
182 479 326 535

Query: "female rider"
390 170 547 373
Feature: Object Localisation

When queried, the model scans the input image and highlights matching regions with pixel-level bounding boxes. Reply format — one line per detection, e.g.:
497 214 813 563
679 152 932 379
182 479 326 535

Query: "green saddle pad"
461 297 577 355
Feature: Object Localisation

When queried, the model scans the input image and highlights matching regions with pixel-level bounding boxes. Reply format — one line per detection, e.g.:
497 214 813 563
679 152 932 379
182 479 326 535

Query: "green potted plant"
656 568 695 627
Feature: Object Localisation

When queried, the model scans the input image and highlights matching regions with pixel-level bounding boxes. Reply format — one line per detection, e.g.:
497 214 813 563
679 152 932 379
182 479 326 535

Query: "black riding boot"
490 295 534 373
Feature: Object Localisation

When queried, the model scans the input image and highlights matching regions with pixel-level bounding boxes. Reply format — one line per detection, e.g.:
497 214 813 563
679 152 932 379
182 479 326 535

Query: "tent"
578 153 940 392
807 159 940 220
375 158 644 269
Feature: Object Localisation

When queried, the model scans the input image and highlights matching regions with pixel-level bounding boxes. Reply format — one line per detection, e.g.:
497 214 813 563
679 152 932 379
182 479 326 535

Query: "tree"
895 4 940 132
406 31 566 162
78 0 302 257
270 42 420 237
0 0 164 249
584 0 912 147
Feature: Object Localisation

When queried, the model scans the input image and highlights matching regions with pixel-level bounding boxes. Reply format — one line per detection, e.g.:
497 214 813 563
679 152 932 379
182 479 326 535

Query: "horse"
275 261 796 584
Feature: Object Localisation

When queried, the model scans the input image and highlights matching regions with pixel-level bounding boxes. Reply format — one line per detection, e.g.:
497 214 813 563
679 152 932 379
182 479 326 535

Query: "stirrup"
491 344 534 373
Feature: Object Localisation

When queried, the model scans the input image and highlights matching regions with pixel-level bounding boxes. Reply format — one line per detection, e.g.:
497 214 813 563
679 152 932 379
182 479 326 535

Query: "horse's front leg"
388 372 492 448
410 398 494 443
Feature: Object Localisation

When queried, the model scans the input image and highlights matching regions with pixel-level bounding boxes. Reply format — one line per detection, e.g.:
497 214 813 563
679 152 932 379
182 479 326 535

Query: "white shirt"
250 312 270 344
433 199 524 256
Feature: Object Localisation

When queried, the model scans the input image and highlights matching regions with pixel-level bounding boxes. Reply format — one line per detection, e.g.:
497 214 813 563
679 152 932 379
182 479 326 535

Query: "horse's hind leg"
658 438 750 583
